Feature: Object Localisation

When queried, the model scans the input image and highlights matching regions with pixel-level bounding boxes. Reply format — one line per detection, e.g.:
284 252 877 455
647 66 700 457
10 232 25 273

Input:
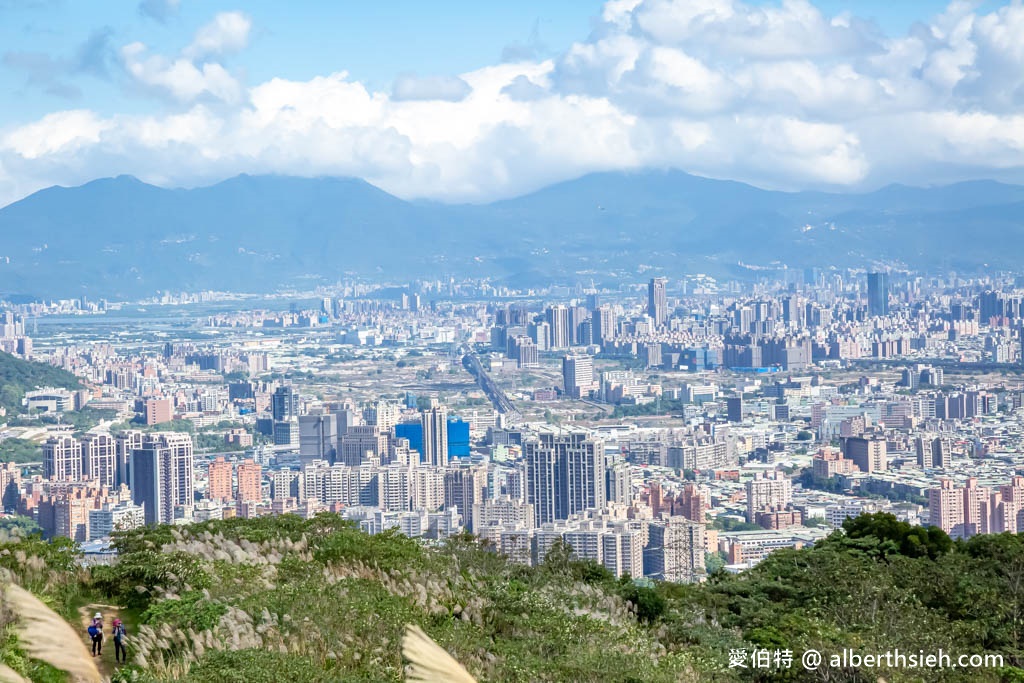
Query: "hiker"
88 612 103 656
112 617 127 664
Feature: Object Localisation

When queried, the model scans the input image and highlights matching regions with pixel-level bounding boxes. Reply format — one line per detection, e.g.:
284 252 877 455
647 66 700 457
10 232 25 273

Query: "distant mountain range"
1 171 1022 299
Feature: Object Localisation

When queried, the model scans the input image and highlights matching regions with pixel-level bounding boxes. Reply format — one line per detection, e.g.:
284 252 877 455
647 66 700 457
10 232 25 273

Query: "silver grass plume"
402 624 476 683
0 663 29 683
4 583 101 683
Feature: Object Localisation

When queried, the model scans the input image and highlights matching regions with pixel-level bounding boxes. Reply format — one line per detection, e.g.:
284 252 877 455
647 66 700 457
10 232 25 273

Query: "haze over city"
1 2 1024 682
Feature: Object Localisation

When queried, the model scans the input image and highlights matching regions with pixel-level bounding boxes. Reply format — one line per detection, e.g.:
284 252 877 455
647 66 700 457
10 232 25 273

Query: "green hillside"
1 513 1022 682
0 351 82 415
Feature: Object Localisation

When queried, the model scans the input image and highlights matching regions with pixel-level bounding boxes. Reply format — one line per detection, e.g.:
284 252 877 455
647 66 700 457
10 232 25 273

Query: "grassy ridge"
1 513 1024 681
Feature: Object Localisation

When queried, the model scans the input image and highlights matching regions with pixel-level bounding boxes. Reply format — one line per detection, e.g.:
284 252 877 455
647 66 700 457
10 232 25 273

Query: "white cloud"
122 42 243 103
4 0 1024 207
2 110 112 159
119 11 249 104
183 11 251 60
392 74 472 102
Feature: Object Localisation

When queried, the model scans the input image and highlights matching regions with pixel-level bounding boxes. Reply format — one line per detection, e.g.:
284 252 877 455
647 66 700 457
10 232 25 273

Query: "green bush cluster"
5 511 1024 681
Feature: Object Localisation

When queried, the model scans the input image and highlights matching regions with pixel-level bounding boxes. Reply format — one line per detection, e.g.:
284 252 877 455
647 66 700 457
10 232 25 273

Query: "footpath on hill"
77 602 124 679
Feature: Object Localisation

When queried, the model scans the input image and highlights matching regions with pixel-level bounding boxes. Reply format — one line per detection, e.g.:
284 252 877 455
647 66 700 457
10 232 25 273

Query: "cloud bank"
3 0 1024 206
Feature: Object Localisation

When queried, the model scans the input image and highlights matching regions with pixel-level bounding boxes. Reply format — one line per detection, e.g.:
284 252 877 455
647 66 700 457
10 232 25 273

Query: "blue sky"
0 0 1021 205
1 0 999 120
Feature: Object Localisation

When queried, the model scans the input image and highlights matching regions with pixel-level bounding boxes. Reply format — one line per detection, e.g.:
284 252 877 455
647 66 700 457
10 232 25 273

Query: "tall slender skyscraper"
648 277 668 328
592 305 616 347
272 386 299 422
43 436 82 481
867 272 889 317
130 433 194 526
524 431 606 525
299 414 338 465
546 305 570 350
115 430 144 488
81 434 116 487
421 407 449 467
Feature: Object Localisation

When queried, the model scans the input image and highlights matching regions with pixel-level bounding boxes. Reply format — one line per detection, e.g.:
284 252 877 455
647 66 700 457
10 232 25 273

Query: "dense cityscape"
6 0 1024 679
4 268 1024 584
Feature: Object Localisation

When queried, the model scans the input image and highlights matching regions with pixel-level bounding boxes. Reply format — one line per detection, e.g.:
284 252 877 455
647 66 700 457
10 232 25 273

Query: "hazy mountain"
1 171 1022 298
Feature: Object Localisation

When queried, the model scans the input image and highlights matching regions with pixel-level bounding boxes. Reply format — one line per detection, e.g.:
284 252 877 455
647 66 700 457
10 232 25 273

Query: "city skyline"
4 2 1024 680
4 258 1024 678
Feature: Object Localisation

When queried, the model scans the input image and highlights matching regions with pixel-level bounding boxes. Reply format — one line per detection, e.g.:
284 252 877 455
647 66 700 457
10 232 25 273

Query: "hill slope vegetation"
0 512 1021 681
0 351 82 415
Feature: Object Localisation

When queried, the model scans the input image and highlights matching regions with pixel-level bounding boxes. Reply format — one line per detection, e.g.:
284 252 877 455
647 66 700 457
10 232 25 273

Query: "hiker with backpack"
88 612 103 656
112 618 127 664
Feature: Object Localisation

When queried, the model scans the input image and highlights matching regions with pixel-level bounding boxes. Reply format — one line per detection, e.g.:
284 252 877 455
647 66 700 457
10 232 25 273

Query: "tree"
841 512 952 560
0 515 40 538
705 551 726 575
0 438 40 463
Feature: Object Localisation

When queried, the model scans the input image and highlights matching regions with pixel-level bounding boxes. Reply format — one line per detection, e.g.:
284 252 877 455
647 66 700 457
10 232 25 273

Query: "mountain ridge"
1 170 1023 298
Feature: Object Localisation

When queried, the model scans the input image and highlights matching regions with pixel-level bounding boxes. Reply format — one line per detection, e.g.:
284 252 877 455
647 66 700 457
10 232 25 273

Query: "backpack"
87 625 98 638
113 624 125 639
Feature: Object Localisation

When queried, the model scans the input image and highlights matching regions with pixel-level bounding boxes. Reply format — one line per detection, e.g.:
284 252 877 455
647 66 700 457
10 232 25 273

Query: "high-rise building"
80 434 116 487
528 321 550 351
412 467 445 511
726 396 744 423
962 477 990 538
144 398 173 426
648 277 668 328
269 469 300 501
272 419 299 447
378 463 414 512
592 305 616 347
745 471 793 522
915 435 948 469
444 463 488 531
510 336 539 368
421 407 449 467
562 354 594 399
38 495 92 542
130 433 194 526
88 501 145 541
524 430 606 525
299 414 338 465
568 306 589 346
929 476 1024 538
928 479 959 537
363 401 402 431
338 425 389 466
546 305 570 350
473 496 535 530
677 483 709 523
867 272 889 317
207 457 233 501
271 386 299 422
605 462 631 504
843 436 888 473
0 463 20 513
115 430 144 488
236 460 262 503
43 436 82 482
